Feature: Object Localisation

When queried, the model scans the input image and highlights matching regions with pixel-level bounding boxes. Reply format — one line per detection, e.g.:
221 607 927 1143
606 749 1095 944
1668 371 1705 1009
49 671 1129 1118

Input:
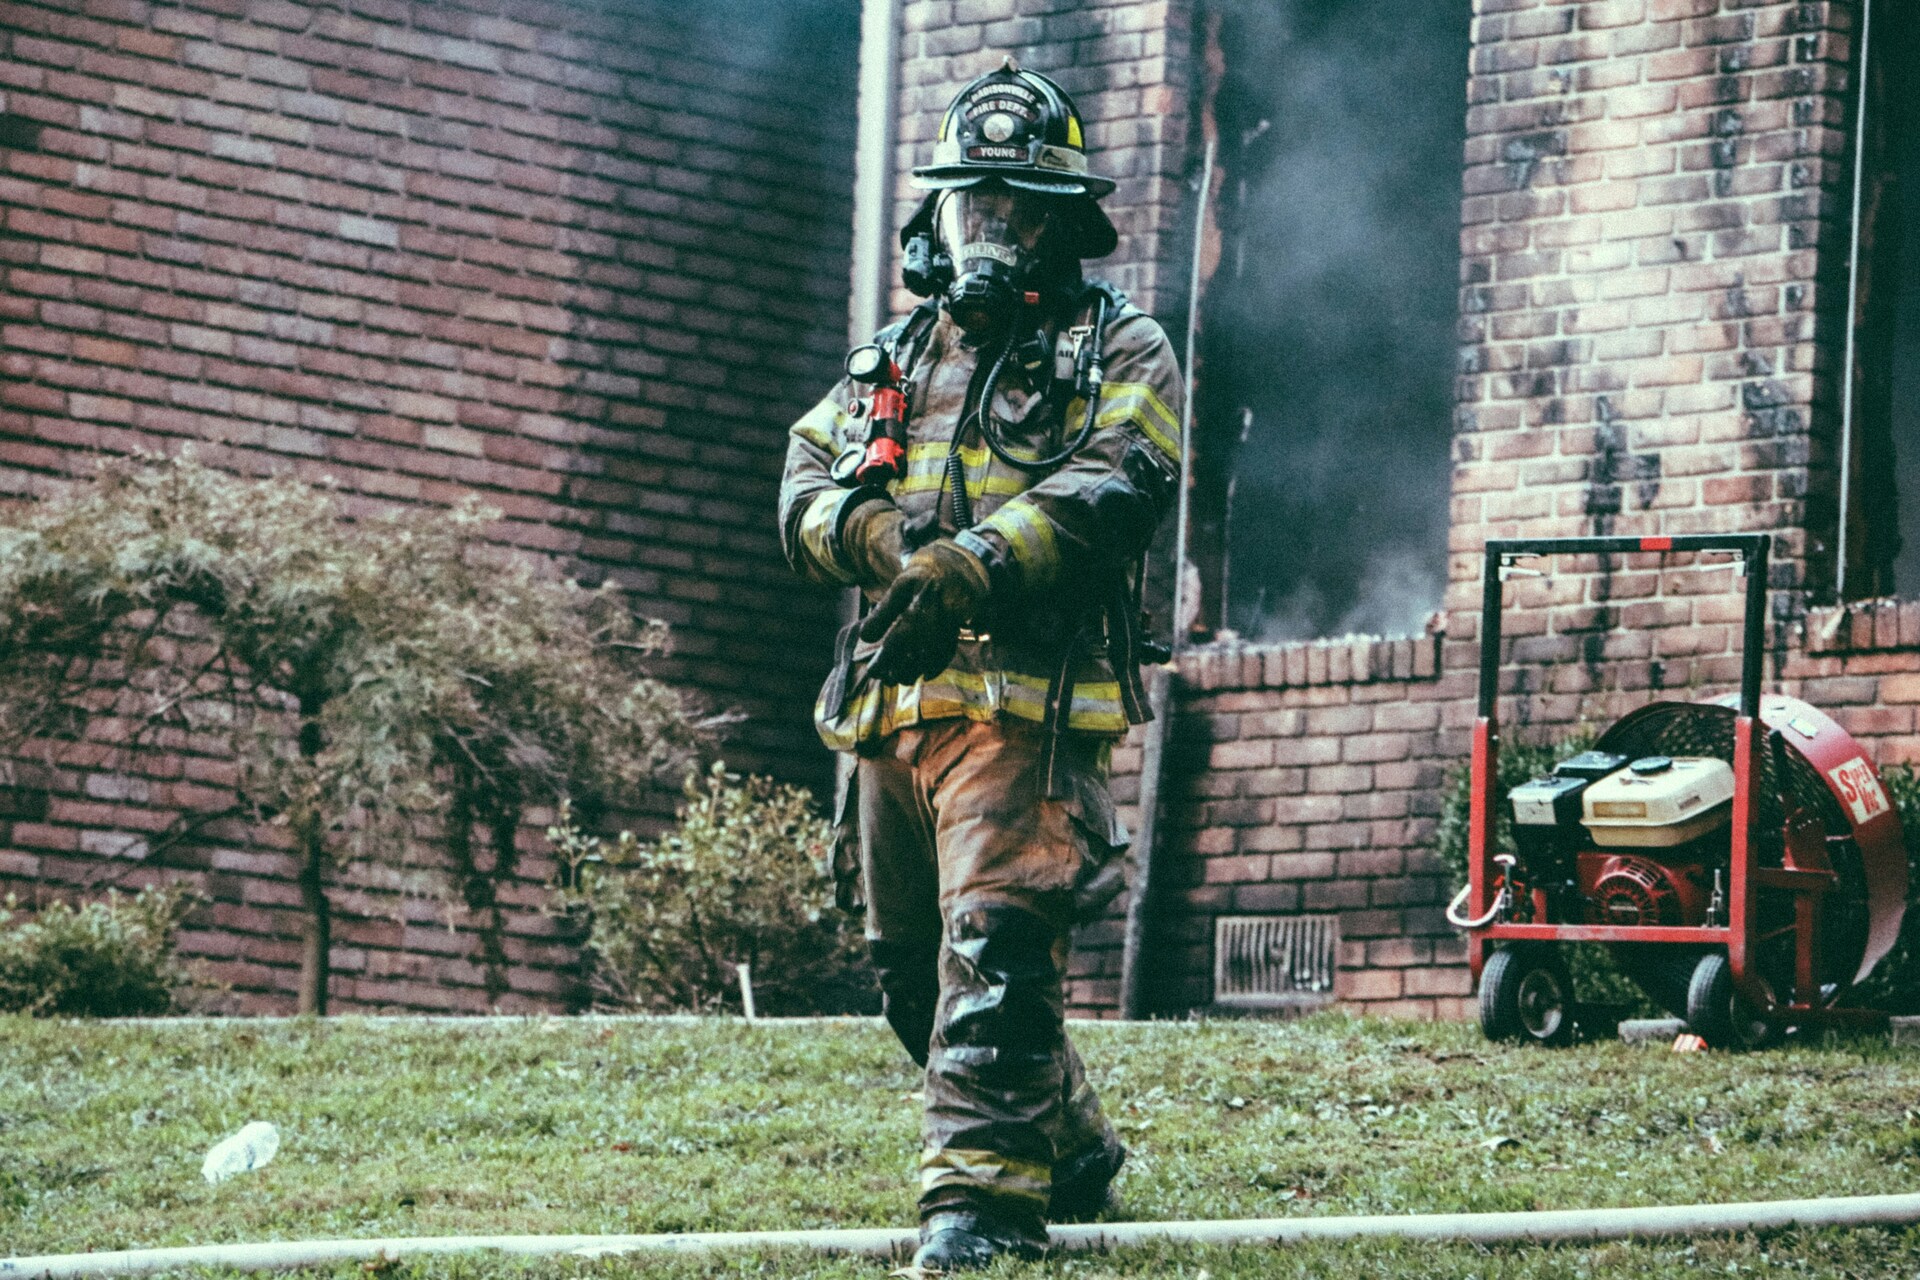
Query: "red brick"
1404 966 1474 998
1338 968 1403 1001
0 0 862 1016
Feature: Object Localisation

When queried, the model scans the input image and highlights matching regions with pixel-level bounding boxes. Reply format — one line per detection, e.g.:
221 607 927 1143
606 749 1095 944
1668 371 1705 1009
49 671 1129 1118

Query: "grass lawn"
4 1014 1920 1277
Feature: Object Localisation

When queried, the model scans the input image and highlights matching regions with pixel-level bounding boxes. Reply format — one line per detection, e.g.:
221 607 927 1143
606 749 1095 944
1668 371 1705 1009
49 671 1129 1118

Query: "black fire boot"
909 1208 1046 1274
1048 1132 1126 1222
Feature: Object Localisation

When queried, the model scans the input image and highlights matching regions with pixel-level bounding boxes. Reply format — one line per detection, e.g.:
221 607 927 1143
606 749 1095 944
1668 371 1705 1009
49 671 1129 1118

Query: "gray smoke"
1200 0 1470 641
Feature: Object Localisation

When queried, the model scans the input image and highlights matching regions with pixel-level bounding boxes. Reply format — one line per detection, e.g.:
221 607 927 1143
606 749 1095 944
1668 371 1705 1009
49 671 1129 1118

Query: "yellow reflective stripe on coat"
905 440 1043 467
904 669 1126 735
895 461 1029 500
919 1146 1051 1208
815 678 885 752
979 497 1060 585
815 664 1129 747
795 489 857 585
894 440 1033 500
1064 381 1181 462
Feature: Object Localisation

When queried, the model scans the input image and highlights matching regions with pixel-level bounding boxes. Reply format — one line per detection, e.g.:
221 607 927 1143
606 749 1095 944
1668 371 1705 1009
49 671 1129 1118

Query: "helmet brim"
902 173 1119 262
909 164 1117 200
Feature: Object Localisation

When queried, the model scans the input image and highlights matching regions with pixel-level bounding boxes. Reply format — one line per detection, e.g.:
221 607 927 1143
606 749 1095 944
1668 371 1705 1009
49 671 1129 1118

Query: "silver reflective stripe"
1035 143 1087 174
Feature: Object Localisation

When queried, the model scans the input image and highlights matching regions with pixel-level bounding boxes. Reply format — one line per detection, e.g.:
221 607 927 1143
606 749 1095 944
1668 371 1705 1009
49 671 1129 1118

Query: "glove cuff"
953 528 1012 597
833 486 894 547
939 536 994 603
837 491 906 589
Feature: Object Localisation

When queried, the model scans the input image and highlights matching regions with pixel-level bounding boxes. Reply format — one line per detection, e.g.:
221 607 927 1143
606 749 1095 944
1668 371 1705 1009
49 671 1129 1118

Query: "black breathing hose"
945 451 972 531
971 292 1109 474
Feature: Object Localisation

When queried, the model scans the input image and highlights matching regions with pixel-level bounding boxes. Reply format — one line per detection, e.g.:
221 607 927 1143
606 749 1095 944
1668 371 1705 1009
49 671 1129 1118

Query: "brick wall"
0 0 859 1011
1446 0 1865 758
1453 0 1849 596
1069 0 1920 1020
1071 630 1477 1019
1787 600 1920 766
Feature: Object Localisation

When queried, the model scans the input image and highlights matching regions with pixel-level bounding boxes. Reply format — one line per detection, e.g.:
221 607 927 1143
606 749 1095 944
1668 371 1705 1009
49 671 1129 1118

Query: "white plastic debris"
201 1121 280 1184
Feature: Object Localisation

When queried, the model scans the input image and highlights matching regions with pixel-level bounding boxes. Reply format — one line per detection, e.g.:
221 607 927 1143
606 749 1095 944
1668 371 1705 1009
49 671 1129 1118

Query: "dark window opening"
1185 0 1469 641
1843 0 1919 599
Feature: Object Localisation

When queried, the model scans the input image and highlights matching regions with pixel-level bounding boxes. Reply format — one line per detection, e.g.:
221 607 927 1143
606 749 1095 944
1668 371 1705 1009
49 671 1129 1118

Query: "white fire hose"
7 1191 1920 1277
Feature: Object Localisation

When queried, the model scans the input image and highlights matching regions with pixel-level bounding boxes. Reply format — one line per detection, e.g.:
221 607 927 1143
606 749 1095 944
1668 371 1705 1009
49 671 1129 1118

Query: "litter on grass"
201 1122 280 1184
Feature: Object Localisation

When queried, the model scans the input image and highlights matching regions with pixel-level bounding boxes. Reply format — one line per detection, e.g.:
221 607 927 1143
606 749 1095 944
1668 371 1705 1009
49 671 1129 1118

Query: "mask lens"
936 187 1054 338
938 188 1051 262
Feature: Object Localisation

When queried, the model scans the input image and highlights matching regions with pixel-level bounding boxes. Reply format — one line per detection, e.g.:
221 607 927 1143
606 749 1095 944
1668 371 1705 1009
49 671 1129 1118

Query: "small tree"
550 763 874 1015
0 453 705 1013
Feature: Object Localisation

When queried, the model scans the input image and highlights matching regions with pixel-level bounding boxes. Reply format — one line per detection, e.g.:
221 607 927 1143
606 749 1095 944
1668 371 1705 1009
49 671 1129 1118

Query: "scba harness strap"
960 279 1153 799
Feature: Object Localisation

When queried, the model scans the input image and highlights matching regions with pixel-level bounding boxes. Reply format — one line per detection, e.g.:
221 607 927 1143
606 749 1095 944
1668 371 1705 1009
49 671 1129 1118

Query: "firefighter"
778 60 1184 1272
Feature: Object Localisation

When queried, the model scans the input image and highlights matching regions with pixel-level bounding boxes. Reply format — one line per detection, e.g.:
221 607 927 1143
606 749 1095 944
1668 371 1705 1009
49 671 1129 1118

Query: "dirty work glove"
859 538 992 685
839 499 906 591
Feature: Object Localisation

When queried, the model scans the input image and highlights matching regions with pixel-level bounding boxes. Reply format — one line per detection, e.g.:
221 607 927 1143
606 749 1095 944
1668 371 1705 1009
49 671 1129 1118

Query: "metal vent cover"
1213 914 1339 1009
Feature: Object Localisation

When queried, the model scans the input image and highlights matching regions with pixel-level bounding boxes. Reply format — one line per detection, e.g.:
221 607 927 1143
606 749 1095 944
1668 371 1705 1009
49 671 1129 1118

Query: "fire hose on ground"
8 1192 1920 1277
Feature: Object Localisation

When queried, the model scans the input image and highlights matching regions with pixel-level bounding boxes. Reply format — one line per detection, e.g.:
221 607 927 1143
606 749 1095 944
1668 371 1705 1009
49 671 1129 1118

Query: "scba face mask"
937 186 1055 340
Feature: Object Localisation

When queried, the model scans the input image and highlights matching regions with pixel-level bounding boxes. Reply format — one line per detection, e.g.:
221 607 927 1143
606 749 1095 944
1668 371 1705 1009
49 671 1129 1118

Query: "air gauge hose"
1446 854 1517 929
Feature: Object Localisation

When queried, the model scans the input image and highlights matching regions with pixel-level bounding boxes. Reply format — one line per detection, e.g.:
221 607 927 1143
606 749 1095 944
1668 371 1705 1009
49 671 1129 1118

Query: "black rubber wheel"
1479 946 1574 1046
1684 952 1780 1050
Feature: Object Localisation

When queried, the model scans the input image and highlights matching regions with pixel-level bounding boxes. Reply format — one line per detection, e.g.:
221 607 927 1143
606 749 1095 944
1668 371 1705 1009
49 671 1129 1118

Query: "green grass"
4 1014 1920 1276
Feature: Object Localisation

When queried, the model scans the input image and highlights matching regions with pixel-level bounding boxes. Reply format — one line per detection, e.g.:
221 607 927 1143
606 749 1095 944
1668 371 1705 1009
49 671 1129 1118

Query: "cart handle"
1477 534 1770 724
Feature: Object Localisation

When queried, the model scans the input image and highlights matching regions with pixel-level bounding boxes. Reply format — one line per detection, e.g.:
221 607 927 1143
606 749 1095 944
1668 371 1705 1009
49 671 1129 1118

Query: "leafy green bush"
1857 764 1920 1013
550 764 875 1015
0 886 197 1016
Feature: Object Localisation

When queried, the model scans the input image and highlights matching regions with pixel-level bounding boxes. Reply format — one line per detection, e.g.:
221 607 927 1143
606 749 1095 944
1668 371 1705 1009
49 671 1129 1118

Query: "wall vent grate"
1213 914 1340 1009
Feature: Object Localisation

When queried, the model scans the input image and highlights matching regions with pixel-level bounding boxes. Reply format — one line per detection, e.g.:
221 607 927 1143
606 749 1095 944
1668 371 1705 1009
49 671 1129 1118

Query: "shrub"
0 886 196 1017
0 453 705 1012
1856 764 1920 1013
550 763 876 1015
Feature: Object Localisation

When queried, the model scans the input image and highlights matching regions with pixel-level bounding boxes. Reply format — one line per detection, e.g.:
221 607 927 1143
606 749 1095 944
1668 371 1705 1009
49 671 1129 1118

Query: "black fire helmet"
906 58 1119 261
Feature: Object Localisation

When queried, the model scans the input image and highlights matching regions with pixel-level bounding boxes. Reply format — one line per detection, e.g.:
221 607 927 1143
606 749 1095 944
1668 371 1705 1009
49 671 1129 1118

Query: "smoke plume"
1194 0 1470 641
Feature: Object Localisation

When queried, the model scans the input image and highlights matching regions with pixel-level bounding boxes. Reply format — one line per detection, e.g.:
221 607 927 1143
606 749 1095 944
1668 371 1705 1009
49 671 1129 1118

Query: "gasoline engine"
1510 750 1729 931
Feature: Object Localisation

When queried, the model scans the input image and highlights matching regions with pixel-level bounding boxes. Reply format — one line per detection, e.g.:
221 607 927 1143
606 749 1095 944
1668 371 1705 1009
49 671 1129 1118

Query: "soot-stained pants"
856 716 1122 1235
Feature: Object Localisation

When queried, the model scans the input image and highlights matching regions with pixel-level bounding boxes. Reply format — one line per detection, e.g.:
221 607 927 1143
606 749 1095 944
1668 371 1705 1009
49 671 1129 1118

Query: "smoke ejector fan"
1455 534 1907 1048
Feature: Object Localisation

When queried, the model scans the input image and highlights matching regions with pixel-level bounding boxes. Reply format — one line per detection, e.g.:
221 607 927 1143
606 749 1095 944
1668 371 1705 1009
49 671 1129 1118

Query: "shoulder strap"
883 300 941 371
1081 278 1129 324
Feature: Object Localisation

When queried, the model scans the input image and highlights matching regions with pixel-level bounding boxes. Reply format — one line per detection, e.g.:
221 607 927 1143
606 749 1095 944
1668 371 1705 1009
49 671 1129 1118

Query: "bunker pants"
855 716 1124 1243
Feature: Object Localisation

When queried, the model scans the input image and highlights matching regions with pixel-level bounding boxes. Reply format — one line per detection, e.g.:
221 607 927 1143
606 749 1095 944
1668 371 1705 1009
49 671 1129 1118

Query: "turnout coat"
778 285 1185 757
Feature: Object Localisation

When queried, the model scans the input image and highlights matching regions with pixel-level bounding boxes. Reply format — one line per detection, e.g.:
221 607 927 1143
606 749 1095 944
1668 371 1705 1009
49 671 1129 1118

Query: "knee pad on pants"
936 900 1064 1083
